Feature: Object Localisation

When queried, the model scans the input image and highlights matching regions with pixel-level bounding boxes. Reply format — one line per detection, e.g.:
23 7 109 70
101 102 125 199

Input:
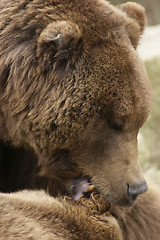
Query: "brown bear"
0 0 152 206
0 187 160 240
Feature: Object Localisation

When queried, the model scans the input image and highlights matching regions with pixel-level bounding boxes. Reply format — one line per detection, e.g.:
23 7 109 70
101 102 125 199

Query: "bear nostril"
127 181 148 200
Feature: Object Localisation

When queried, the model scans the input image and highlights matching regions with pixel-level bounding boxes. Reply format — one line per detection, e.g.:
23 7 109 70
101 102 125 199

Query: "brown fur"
110 185 160 240
0 191 122 240
0 1 158 239
0 0 152 206
0 187 160 240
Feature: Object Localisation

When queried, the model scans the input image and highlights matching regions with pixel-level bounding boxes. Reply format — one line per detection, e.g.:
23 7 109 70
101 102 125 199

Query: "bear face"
0 0 152 206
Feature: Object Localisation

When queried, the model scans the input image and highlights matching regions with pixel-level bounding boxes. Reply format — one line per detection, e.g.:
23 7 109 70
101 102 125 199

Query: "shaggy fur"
0 1 159 239
0 187 160 240
0 0 152 206
111 186 160 240
0 191 123 240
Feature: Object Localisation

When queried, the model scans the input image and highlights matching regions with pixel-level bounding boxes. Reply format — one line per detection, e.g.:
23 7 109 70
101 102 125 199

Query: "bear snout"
111 180 148 207
127 181 148 202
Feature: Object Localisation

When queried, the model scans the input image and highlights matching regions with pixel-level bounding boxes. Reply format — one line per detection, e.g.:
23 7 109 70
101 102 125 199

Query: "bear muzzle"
70 176 148 207
127 181 148 202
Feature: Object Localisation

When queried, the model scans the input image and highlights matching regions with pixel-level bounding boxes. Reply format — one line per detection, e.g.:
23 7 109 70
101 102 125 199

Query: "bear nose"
127 181 148 201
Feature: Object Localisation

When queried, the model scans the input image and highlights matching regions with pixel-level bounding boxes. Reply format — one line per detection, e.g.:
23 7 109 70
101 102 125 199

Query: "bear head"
0 0 152 206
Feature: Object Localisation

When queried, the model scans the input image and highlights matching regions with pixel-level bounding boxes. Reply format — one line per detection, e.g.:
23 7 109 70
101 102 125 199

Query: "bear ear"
37 21 82 73
117 2 146 48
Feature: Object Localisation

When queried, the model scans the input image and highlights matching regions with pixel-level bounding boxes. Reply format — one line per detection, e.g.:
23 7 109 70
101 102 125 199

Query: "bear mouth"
70 177 138 206
71 177 95 201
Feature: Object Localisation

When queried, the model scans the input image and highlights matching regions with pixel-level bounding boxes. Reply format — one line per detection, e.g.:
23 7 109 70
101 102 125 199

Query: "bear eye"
108 119 123 131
